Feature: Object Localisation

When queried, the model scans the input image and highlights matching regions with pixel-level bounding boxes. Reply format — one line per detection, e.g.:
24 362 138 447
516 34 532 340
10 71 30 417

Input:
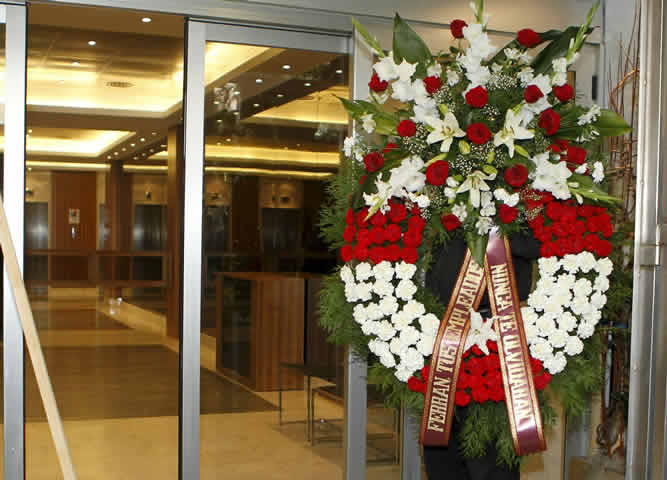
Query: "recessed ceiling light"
140 137 145 142
107 156 111 159
296 143 301 147
216 142 221 145
234 91 240 96
141 17 152 23
214 100 220 105
122 148 126 151
133 156 138 160
276 93 284 98
27 167 32 172
152 132 157 135
114 152 119 156
336 69 343 74
304 82 312 87
142 153 147 156
253 103 260 107
150 149 154 152
282 64 291 70
226 138 232 142
161 144 166 148
130 143 136 147
255 78 263 84
72 61 80 66
28 129 32 134
88 40 96 46
217 119 223 123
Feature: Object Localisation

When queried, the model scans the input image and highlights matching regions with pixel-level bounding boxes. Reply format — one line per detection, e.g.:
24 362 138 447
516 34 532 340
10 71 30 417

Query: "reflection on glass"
23 5 183 478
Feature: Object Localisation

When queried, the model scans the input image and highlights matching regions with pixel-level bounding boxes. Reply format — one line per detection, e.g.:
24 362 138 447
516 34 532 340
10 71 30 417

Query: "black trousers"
422 417 519 480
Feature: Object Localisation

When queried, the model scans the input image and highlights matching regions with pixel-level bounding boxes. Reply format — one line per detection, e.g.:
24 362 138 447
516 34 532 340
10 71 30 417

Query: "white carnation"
552 289 573 308
373 280 395 298
353 304 368 324
573 278 593 296
556 273 577 291
528 289 548 311
564 336 584 356
401 347 425 372
548 329 569 348
558 312 578 332
419 313 441 336
577 322 596 339
365 302 384 321
403 300 426 320
590 292 607 310
530 338 553 361
538 256 561 276
399 326 420 347
376 320 396 341
596 258 614 276
579 252 597 273
355 282 373 302
416 335 436 356
395 279 418 301
524 323 539 342
391 311 412 331
570 296 592 316
394 365 413 382
561 254 580 274
544 352 567 374
395 261 417 280
361 320 379 336
582 310 602 324
340 265 355 285
536 316 557 336
390 336 409 356
379 296 399 316
355 262 373 281
344 282 359 302
594 276 610 292
373 261 394 282
521 306 538 325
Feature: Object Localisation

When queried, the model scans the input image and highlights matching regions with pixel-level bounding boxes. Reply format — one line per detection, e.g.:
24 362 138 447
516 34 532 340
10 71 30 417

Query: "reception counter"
215 272 308 391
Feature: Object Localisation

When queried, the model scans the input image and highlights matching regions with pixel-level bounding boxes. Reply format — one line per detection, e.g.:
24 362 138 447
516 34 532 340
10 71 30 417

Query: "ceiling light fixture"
114 152 119 156
217 119 223 123
140 137 145 142
160 144 166 148
141 17 152 23
130 143 136 147
28 129 32 134
276 94 284 98
88 40 96 46
152 132 157 135
282 64 291 70
214 100 220 105
253 103 260 107
255 78 263 84
72 61 80 66
304 82 312 87
122 148 126 151
226 138 232 142
336 69 343 74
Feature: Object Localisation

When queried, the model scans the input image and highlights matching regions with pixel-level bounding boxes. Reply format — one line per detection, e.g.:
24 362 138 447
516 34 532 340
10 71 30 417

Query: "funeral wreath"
319 0 630 466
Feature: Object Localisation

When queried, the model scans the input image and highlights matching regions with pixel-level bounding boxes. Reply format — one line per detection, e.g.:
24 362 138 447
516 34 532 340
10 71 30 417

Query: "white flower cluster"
362 156 430 213
343 135 365 162
530 151 573 200
341 261 440 382
522 253 613 374
458 23 496 90
578 104 601 126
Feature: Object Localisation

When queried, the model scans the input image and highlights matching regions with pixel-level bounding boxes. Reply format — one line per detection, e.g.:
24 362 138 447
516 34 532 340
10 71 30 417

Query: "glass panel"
24 5 184 478
0 18 6 464
197 40 403 479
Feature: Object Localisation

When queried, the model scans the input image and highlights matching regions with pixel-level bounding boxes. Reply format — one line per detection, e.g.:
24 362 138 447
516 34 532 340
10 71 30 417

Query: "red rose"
407 376 425 393
441 213 461 231
601 223 613 238
554 238 568 256
517 28 541 47
401 246 418 264
487 340 498 353
450 19 468 38
356 228 371 246
528 215 544 230
341 245 354 262
455 390 471 407
488 386 505 402
467 123 492 144
370 227 386 244
397 119 417 137
534 371 552 390
499 204 518 224
567 146 587 166
465 86 489 108
368 72 388 92
370 212 387 227
484 354 501 371
504 164 529 188
389 202 407 223
553 84 574 102
467 358 485 376
385 244 402 261
424 76 442 94
530 357 543 375
458 371 471 390
354 243 369 261
596 239 612 257
584 233 599 252
540 242 556 257
538 109 561 135
355 209 370 228
345 208 355 225
577 205 595 217
562 205 577 223
382 142 398 154
402 228 423 248
471 345 484 356
534 225 553 243
567 235 585 254
363 152 385 173
586 216 600 233
343 225 356 243
385 224 402 243
425 160 450 186
545 201 563 220
471 386 489 403
369 246 386 264
524 85 543 103
552 222 569 238
408 216 426 232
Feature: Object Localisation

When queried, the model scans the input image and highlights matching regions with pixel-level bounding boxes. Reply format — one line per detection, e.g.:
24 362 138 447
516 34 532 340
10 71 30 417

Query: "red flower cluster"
553 84 574 102
517 28 541 48
368 73 388 93
538 109 561 135
408 340 552 406
425 160 450 186
397 119 417 137
341 200 425 264
363 151 384 172
549 139 588 172
450 19 467 39
465 86 488 108
424 76 443 94
527 197 613 258
467 123 492 144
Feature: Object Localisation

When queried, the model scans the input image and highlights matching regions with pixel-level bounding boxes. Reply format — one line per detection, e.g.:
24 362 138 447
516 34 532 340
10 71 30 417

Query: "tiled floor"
1 297 402 480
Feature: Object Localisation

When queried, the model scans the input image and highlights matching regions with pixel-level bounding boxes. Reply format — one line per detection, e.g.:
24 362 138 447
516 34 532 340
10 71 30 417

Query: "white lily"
425 112 466 153
361 113 376 134
463 309 498 355
456 169 495 208
494 108 534 157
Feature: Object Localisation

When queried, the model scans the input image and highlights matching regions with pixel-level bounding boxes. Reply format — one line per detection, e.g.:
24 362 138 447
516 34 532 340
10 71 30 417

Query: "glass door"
182 20 399 479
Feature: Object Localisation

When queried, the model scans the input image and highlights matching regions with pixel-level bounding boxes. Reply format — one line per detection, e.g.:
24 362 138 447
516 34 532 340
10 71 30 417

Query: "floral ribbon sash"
419 231 546 455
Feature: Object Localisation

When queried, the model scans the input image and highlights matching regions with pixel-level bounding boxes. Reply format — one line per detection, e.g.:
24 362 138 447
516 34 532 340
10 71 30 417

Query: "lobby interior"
0 3 403 478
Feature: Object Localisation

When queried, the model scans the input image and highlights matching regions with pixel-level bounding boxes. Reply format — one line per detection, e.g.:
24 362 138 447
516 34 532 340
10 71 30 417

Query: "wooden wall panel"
231 176 259 253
